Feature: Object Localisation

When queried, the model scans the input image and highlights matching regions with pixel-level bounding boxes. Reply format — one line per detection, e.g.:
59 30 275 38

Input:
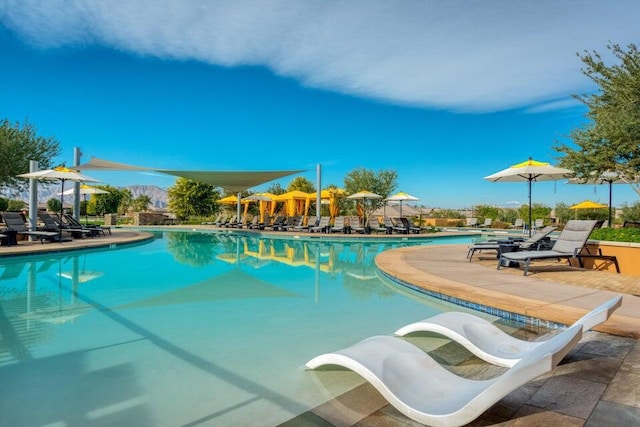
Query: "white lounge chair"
306 323 583 427
498 220 598 275
395 295 622 367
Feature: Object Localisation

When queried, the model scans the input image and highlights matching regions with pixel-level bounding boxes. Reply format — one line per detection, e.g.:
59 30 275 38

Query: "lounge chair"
306 323 583 427
349 216 366 234
383 217 395 234
40 212 97 238
293 216 315 232
466 225 557 260
479 218 493 228
498 219 598 275
1 212 63 244
367 216 387 234
330 216 346 233
400 217 421 234
511 218 525 229
532 218 544 230
309 216 330 233
395 295 622 367
465 217 478 227
63 214 110 235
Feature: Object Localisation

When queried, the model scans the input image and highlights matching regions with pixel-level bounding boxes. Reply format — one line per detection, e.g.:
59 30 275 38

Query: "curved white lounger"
306 324 582 427
395 295 622 367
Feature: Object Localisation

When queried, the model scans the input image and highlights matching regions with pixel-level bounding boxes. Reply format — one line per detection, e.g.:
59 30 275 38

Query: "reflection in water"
166 232 221 267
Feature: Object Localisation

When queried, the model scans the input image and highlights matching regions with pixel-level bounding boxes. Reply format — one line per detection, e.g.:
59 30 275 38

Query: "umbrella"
17 167 100 241
347 191 383 227
59 184 109 224
386 191 419 217
566 172 639 226
484 158 572 236
569 200 608 219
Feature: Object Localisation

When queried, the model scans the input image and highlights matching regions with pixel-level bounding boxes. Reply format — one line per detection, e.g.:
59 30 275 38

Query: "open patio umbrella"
386 191 419 217
347 191 383 225
566 172 639 226
569 200 608 219
59 184 109 224
17 167 100 242
484 158 572 236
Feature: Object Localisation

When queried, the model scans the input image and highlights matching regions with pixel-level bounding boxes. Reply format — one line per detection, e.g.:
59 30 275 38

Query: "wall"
582 241 640 276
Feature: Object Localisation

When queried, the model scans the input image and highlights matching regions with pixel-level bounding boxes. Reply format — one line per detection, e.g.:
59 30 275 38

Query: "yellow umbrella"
569 200 608 219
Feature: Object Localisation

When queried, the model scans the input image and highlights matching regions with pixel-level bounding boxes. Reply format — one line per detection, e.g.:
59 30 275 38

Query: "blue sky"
1 1 639 209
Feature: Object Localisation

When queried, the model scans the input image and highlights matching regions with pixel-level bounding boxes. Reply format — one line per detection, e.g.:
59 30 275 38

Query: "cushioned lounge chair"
498 220 598 275
467 225 557 261
479 218 493 228
329 216 345 233
395 295 621 367
465 217 478 227
349 216 366 234
1 212 62 244
367 217 387 234
309 216 330 233
306 323 583 427
63 214 110 235
39 212 96 238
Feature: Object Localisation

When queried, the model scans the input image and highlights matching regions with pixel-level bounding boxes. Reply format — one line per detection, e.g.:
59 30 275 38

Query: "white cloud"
3 0 639 112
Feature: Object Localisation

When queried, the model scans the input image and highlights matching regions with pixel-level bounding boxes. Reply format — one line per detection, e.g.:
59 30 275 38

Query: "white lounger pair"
306 296 622 427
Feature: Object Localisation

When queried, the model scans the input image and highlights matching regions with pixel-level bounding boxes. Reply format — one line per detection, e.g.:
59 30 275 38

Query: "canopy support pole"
316 164 321 221
73 147 82 221
28 160 38 233
237 192 242 223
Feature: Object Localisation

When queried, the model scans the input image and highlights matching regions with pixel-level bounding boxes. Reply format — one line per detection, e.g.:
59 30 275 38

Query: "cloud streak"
3 0 639 112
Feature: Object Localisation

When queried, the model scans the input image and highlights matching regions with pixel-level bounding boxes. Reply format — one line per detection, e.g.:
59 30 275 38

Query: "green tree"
0 197 8 211
7 199 25 211
265 182 285 195
168 178 219 219
554 43 640 197
620 202 640 222
554 202 572 225
90 185 126 215
474 205 500 224
131 195 152 212
431 209 464 219
0 119 61 192
518 203 551 227
47 198 62 213
287 176 315 193
344 168 398 220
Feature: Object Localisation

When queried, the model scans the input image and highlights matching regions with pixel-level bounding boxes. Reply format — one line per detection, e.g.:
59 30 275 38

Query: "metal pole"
28 160 38 233
528 179 532 237
73 147 82 221
237 192 242 224
316 164 321 221
608 180 613 226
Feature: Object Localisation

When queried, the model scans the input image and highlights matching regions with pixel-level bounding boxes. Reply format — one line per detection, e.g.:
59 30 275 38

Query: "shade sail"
76 157 305 193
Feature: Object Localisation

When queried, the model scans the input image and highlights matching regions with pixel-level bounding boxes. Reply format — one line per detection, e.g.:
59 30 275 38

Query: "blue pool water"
0 232 477 426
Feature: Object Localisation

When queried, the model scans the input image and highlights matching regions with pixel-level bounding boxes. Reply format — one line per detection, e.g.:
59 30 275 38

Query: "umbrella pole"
528 179 532 237
59 179 65 242
84 194 89 225
608 180 613 226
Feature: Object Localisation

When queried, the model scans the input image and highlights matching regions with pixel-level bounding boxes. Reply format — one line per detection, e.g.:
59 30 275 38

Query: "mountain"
2 184 169 209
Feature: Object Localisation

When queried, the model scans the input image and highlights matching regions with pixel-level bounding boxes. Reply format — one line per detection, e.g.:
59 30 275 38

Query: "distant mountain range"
2 184 169 209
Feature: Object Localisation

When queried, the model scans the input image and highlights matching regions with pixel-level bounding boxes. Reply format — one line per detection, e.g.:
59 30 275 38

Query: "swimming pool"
0 231 480 426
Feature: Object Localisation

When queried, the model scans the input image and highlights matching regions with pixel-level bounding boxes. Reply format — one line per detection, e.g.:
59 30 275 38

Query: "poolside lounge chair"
349 216 366 234
395 295 622 367
367 217 387 234
1 212 63 244
532 219 544 230
330 216 346 233
309 216 330 233
383 217 395 234
293 216 314 232
63 214 110 235
465 217 478 227
40 212 97 238
498 220 598 275
511 218 525 229
400 217 421 234
466 225 557 261
479 218 493 228
306 323 583 427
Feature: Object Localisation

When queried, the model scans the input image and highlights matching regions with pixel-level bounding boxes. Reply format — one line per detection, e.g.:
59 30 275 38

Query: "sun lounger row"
306 296 622 426
1 212 110 245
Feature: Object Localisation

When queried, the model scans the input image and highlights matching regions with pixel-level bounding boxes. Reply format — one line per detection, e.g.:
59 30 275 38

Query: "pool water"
0 232 476 426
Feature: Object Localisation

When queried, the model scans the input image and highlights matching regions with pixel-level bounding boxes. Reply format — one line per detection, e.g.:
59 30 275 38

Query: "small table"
498 243 520 267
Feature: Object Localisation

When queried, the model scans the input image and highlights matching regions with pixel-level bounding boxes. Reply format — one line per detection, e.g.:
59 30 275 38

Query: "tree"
47 198 62 213
168 178 219 219
554 43 640 197
131 195 152 212
343 168 398 219
90 185 127 215
0 197 8 211
518 203 551 226
265 182 285 195
287 176 315 193
0 119 61 192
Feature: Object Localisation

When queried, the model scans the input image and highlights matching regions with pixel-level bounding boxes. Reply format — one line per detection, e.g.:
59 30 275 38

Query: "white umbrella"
484 158 572 236
347 191 383 229
59 184 110 224
17 167 100 241
386 191 419 217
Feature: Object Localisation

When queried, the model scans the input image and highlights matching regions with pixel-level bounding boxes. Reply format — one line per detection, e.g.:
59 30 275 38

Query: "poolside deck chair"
498 220 598 275
307 323 583 427
214 214 228 227
465 217 478 227
1 212 62 244
330 216 346 233
349 216 366 234
63 214 110 235
383 217 395 234
396 295 622 367
479 218 493 228
467 225 557 261
367 216 387 234
401 217 421 234
510 218 524 229
43 213 98 238
532 219 544 230
309 216 330 233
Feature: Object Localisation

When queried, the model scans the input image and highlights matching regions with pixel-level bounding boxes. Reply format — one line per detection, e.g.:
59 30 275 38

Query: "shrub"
590 228 640 243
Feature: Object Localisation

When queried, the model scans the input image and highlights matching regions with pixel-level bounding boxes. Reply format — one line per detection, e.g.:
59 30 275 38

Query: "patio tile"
507 405 586 426
585 401 640 426
527 375 606 419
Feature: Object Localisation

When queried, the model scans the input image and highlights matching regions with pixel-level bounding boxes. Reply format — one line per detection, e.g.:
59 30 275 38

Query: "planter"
582 240 640 276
